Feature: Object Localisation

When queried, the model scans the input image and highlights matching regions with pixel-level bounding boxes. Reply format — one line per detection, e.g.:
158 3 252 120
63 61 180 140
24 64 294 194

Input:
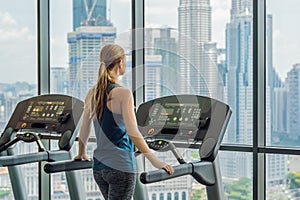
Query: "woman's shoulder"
110 87 133 107
113 86 132 96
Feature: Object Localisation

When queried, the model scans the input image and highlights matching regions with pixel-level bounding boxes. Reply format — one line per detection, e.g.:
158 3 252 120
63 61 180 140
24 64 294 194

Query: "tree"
288 172 300 189
225 177 253 200
190 189 206 200
0 189 11 198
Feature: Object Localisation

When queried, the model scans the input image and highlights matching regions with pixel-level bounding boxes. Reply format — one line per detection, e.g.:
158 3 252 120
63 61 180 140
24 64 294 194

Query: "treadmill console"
137 95 216 142
145 102 202 128
18 100 68 131
0 94 84 151
7 95 82 134
137 95 231 161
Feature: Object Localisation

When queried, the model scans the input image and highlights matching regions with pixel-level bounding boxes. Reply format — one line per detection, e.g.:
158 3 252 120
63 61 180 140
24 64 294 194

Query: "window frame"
36 0 300 199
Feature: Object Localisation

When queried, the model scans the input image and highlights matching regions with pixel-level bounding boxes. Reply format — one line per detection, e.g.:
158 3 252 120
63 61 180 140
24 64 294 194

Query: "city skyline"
1 0 300 199
0 0 299 84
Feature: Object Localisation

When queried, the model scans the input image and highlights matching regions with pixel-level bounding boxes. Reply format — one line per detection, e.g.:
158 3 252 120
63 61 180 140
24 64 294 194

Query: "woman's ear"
119 59 124 68
118 60 122 69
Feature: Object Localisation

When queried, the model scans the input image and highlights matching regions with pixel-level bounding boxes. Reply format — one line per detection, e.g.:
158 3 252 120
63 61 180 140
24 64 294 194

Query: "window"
1 1 300 199
145 1 253 199
159 193 164 200
152 193 156 200
266 0 300 198
266 0 300 148
50 0 131 199
0 1 37 199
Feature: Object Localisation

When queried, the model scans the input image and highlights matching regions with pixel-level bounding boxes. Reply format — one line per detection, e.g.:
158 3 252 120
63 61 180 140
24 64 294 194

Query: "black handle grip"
0 138 20 153
140 163 193 184
140 161 216 186
44 159 93 173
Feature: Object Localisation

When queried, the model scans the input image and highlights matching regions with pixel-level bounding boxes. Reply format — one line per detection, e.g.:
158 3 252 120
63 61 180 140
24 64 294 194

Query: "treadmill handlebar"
44 159 93 173
0 132 46 153
0 137 20 153
140 161 215 186
0 150 69 167
140 163 193 184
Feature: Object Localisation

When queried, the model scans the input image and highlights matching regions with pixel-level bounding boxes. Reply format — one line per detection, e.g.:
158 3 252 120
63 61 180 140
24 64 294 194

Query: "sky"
266 0 300 80
0 0 299 84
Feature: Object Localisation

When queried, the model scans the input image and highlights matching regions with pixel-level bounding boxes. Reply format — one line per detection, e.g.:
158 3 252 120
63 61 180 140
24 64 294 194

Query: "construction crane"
83 0 97 24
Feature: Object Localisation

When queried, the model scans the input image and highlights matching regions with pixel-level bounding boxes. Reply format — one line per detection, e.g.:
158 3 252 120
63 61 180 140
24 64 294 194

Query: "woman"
74 44 174 200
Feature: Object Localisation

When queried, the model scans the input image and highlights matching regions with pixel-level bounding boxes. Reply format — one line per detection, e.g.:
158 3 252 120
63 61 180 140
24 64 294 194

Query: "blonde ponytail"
91 44 125 120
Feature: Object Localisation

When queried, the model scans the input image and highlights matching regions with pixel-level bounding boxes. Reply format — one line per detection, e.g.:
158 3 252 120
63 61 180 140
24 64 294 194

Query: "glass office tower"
67 26 116 100
286 64 300 140
73 0 111 31
222 0 287 188
178 0 219 98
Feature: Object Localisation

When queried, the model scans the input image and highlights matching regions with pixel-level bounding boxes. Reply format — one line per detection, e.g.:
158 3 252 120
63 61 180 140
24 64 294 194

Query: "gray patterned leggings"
93 168 136 200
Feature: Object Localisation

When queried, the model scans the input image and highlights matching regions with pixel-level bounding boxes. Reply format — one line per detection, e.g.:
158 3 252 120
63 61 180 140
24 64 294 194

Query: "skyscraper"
70 1 116 99
178 0 220 99
286 64 300 140
201 42 222 99
144 55 163 101
67 26 116 100
222 1 287 188
50 67 68 94
222 0 254 180
265 14 287 187
230 0 252 20
73 0 111 31
145 27 179 97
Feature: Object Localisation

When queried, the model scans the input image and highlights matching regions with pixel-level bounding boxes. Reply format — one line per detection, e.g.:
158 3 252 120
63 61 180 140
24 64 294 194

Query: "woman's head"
97 43 126 86
100 44 125 71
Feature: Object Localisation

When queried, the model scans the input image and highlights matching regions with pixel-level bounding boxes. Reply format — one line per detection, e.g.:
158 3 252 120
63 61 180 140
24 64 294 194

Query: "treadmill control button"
21 123 27 128
148 128 154 135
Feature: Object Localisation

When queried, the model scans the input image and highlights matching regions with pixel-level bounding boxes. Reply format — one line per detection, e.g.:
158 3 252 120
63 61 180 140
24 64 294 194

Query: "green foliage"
288 172 300 189
0 189 11 197
295 191 300 197
190 189 206 200
225 177 253 200
191 151 200 160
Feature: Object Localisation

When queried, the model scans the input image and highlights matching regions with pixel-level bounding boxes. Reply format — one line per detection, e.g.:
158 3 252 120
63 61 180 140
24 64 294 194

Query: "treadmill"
0 94 84 200
136 94 231 200
44 94 231 200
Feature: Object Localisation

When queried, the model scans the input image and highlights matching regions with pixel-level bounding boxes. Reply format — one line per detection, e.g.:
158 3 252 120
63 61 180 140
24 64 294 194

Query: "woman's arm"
120 89 174 174
74 92 93 161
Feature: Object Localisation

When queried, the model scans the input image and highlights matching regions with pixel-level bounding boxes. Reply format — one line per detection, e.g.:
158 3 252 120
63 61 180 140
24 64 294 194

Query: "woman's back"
93 84 136 172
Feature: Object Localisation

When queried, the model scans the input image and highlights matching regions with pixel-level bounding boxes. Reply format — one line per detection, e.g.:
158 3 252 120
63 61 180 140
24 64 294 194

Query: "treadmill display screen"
146 102 201 128
22 100 66 122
